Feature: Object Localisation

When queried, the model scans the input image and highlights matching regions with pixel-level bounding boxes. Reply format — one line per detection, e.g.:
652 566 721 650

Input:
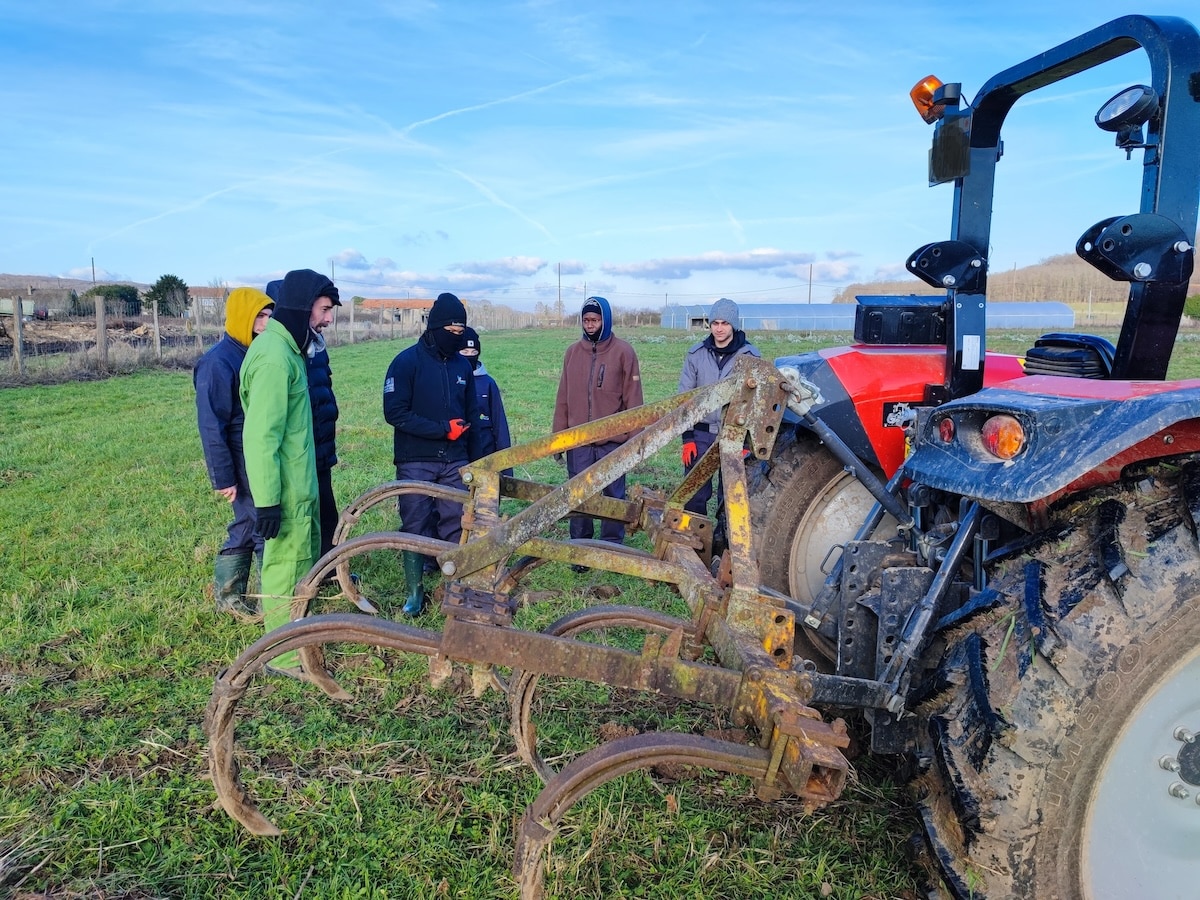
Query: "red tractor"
749 13 1200 896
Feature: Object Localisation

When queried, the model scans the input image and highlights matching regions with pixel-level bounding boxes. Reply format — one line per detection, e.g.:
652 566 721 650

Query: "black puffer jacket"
308 334 339 471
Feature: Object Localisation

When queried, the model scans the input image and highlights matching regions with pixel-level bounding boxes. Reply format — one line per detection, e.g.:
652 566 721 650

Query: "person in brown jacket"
552 295 643 549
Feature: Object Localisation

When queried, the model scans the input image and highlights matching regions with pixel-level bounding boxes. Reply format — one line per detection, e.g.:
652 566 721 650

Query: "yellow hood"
224 287 274 346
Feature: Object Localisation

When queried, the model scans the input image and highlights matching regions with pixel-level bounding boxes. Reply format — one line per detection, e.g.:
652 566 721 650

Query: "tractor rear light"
910 75 946 123
981 414 1025 459
937 416 956 443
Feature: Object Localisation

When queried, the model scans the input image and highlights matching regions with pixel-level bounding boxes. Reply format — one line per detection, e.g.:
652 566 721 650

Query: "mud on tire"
913 467 1200 898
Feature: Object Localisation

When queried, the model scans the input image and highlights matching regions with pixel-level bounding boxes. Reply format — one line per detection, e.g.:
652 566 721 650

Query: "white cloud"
602 248 817 281
450 256 548 277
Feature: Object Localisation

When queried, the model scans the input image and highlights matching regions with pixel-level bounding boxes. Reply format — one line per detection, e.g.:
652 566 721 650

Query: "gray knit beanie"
708 298 740 327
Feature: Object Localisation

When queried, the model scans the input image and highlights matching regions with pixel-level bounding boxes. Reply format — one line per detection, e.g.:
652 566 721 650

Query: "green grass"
5 322 1155 898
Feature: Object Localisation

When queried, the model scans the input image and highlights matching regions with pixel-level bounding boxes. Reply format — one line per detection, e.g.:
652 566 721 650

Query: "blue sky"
3 2 1196 311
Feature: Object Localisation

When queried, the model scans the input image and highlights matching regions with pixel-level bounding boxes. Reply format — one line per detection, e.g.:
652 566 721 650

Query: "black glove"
254 505 282 541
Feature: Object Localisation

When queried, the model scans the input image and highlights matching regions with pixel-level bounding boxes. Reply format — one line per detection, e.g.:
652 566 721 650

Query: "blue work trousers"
396 459 468 546
565 442 627 544
221 469 263 557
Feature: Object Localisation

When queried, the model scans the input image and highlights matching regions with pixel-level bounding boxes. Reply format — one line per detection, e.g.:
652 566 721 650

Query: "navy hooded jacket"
383 332 482 465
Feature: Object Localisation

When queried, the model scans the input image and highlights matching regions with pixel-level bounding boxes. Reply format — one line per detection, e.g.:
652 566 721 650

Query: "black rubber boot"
401 550 426 617
213 551 260 622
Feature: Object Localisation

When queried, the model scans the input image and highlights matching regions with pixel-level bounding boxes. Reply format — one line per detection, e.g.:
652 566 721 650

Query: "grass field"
1 322 1171 899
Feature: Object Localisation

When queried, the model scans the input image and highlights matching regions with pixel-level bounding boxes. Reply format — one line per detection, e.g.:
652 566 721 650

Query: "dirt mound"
0 318 191 349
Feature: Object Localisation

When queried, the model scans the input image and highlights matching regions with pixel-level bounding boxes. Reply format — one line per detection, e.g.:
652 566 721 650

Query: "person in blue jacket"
266 277 341 558
383 292 482 614
459 326 512 473
194 286 274 621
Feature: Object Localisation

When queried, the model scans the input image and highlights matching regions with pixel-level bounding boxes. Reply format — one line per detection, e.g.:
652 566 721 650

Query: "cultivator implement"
204 355 855 897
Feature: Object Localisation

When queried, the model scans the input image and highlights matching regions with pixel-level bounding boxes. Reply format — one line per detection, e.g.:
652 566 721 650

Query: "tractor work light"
1096 84 1158 132
981 414 1025 460
910 75 946 123
1095 84 1159 156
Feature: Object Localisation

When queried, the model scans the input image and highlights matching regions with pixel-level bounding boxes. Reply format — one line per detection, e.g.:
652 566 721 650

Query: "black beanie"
461 326 481 354
427 292 466 330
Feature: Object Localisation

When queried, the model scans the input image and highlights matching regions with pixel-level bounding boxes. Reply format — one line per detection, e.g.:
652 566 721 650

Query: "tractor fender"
904 378 1200 503
777 346 1024 477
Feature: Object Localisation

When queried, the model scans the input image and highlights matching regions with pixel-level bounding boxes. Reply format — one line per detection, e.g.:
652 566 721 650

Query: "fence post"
151 298 162 360
349 298 356 344
12 301 25 377
95 295 109 373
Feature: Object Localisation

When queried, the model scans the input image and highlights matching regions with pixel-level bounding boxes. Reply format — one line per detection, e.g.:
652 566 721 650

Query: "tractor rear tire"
914 475 1200 898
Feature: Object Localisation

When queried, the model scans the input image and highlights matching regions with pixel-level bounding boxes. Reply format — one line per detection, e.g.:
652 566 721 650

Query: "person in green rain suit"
240 268 338 680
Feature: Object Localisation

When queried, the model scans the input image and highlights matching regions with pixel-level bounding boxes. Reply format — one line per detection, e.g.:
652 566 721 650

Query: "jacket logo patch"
384 376 395 394
456 375 467 386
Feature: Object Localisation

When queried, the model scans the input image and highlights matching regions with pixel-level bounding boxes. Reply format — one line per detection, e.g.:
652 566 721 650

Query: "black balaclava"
273 269 338 353
461 326 482 370
426 292 467 358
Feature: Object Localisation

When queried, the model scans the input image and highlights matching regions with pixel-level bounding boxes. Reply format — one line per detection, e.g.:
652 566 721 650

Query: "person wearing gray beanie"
677 298 761 560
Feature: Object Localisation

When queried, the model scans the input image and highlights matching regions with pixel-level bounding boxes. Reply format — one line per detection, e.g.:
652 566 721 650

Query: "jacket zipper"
587 342 597 422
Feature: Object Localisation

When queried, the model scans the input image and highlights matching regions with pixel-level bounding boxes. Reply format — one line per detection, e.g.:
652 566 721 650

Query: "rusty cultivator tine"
205 356 850 895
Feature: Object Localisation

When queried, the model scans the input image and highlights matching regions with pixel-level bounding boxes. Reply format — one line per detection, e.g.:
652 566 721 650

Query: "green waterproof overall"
240 319 320 669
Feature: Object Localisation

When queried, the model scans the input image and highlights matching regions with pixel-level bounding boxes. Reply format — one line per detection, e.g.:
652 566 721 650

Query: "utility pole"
808 263 813 304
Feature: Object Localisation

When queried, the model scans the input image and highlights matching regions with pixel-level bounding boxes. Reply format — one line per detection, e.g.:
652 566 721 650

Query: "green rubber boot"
213 551 260 622
401 550 426 616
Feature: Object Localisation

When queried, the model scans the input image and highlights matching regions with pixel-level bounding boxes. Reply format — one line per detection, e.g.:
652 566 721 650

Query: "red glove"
682 441 698 467
447 418 470 440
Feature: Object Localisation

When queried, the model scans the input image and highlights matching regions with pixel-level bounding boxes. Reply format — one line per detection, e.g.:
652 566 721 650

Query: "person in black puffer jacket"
266 275 341 558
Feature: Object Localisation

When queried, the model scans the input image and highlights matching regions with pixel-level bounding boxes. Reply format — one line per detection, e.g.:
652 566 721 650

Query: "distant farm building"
3 284 78 318
661 299 1075 332
359 298 450 331
189 286 229 305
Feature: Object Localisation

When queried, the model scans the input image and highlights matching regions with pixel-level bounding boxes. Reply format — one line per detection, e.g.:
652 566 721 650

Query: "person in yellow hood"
194 287 274 621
